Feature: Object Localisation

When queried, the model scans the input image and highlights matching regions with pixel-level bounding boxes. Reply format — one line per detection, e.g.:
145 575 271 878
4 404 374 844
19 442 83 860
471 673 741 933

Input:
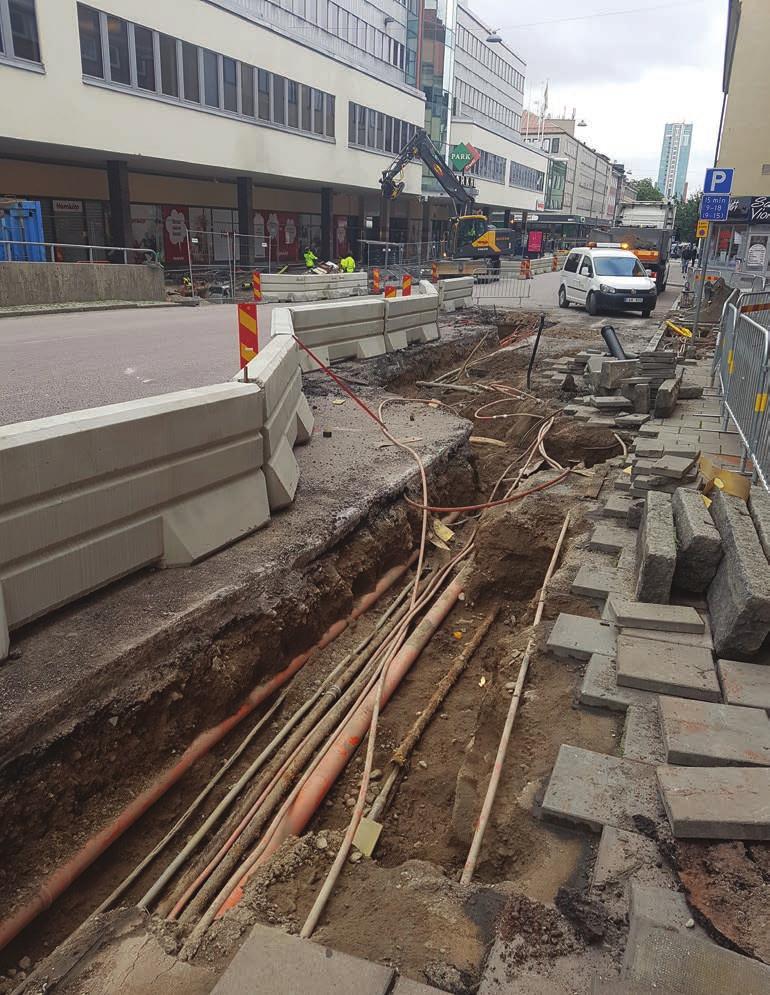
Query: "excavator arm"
380 129 476 215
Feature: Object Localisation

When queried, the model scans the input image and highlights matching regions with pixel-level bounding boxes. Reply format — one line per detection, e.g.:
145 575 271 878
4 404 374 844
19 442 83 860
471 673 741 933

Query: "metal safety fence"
0 238 158 264
471 266 533 305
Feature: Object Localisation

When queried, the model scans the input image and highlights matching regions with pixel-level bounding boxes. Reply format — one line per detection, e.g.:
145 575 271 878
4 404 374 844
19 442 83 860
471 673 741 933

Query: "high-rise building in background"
657 122 693 199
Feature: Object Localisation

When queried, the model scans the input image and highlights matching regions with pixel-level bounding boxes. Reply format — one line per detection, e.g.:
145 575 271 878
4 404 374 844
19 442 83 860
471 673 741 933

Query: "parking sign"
704 168 734 195
700 194 730 222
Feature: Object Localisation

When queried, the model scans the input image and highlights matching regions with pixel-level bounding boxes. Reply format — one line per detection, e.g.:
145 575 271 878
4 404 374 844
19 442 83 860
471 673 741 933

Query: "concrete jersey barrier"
383 280 440 350
0 384 270 659
235 336 314 509
0 261 165 306
439 277 474 312
285 298 388 372
258 272 367 303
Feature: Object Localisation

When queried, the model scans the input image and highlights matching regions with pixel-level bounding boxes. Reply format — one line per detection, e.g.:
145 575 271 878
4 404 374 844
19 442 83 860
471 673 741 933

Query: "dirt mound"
497 892 583 966
468 488 568 604
700 278 733 325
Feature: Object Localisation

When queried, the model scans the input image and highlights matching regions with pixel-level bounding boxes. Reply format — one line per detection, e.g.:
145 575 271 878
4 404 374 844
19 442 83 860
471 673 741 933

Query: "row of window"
509 161 545 192
76 4 335 138
453 79 521 135
468 148 506 185
327 2 405 70
348 102 419 155
455 24 524 93
541 137 562 154
0 0 40 63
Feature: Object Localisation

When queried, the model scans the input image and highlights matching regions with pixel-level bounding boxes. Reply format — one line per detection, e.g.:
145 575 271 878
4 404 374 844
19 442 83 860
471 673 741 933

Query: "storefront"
707 196 770 291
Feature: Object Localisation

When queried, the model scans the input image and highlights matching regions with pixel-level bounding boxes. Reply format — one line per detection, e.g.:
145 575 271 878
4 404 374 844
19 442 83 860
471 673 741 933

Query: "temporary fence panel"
471 267 533 304
0 239 157 265
719 302 770 479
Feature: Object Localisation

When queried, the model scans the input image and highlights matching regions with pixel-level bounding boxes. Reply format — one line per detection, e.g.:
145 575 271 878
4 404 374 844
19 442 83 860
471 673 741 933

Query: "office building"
657 122 692 200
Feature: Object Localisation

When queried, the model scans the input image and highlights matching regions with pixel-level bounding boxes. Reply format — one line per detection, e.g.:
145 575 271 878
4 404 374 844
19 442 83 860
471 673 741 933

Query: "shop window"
134 25 155 91
8 0 40 62
258 69 270 120
223 56 237 111
203 49 219 107
159 34 177 96
241 63 254 116
182 41 199 102
325 93 335 138
273 75 286 125
106 15 129 84
77 4 103 77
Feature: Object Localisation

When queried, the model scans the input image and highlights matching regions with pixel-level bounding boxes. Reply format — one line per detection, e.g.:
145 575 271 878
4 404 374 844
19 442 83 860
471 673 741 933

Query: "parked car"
558 246 658 317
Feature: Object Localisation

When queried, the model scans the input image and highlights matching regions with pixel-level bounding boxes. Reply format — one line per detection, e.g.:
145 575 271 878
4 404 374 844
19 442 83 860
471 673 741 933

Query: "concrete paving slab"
547 613 616 661
210 923 395 995
657 765 770 839
608 616 713 650
571 565 622 599
580 653 658 713
718 658 770 714
629 881 697 933
623 920 770 992
616 635 720 702
590 524 638 554
657 696 770 767
607 599 704 633
604 493 634 519
590 826 672 904
650 455 697 479
622 704 666 765
541 745 663 833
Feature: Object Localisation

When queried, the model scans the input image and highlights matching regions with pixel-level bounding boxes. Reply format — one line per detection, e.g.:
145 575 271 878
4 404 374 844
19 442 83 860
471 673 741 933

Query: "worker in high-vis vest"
340 254 356 273
304 247 318 270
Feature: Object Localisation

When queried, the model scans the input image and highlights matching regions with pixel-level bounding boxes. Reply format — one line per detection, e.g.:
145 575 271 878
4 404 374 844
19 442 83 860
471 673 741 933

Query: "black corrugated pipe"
601 325 627 360
526 313 546 390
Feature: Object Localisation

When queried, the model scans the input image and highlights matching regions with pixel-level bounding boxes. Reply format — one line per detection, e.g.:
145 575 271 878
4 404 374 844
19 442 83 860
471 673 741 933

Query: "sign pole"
692 225 714 341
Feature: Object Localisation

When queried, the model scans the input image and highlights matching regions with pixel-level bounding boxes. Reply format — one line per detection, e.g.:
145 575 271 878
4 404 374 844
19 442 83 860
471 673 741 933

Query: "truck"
588 200 675 292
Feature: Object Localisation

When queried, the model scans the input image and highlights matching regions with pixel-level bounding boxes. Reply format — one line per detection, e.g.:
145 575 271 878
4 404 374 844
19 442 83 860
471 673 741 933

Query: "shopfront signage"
53 199 83 213
449 142 480 173
727 196 770 224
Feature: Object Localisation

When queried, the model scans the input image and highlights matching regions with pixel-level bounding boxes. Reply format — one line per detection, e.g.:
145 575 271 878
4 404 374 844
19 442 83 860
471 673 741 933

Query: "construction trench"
1 298 769 994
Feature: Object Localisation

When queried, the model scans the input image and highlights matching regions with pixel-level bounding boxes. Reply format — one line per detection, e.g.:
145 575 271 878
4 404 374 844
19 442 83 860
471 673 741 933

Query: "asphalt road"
0 270 684 426
0 302 275 425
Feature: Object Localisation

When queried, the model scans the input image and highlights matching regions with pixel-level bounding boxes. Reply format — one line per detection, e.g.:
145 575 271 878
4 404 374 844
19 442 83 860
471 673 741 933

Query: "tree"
635 178 665 201
674 194 702 243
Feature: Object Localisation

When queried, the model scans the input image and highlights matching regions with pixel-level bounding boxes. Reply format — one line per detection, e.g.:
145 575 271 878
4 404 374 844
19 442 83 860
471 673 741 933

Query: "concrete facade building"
0 0 549 268
657 122 693 200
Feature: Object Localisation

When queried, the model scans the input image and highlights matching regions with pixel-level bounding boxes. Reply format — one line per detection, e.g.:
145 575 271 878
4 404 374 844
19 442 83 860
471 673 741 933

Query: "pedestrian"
304 246 318 270
681 245 690 275
340 253 356 273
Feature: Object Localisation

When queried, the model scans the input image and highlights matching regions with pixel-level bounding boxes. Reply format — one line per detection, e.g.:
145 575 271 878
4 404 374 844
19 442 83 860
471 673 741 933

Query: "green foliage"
675 194 702 243
635 178 665 202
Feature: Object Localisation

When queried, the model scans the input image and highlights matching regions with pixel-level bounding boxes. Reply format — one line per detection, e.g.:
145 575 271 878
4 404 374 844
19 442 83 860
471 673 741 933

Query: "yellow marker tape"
756 393 769 414
714 477 725 490
666 320 693 339
702 495 712 509
727 350 735 374
623 465 632 475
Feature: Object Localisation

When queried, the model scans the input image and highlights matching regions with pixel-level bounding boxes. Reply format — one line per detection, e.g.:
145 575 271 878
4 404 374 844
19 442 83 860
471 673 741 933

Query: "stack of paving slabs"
637 349 678 404
624 451 698 497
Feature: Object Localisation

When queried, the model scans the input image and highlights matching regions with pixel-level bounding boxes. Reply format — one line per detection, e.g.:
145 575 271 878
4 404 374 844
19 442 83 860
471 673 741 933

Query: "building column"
503 209 511 227
421 200 432 256
380 195 391 243
106 160 131 251
321 187 333 261
237 176 253 267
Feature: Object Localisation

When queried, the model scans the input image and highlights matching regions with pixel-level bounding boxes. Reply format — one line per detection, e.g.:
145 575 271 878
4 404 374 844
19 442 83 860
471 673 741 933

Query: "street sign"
700 194 730 222
704 167 734 195
696 220 710 239
449 142 480 173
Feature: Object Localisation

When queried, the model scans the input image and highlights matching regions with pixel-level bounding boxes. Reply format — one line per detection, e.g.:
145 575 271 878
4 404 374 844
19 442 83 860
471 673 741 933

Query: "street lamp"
486 30 502 42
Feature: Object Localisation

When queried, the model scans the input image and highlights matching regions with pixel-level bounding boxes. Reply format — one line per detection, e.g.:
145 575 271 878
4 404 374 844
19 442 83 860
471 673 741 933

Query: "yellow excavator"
380 128 515 274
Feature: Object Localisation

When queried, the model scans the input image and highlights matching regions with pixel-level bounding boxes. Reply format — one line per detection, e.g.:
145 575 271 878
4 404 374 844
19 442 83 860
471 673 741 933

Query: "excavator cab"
453 214 505 260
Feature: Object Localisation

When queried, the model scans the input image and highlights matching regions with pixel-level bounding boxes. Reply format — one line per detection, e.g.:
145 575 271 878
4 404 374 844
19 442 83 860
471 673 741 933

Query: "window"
287 79 299 127
241 63 254 116
8 0 40 62
375 110 384 150
469 148 506 184
258 68 270 120
106 14 130 83
77 4 103 77
134 25 155 91
349 102 416 155
348 102 356 143
223 56 237 111
509 160 545 192
301 84 312 131
273 75 285 125
182 42 199 101
325 93 335 138
203 49 219 107
564 253 580 273
551 137 560 154
313 88 324 135
385 115 393 153
159 34 177 96
356 103 366 145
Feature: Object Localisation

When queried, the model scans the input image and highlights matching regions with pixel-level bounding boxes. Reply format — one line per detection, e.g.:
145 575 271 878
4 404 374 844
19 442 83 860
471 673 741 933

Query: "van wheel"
558 286 569 308
642 307 653 318
586 292 599 316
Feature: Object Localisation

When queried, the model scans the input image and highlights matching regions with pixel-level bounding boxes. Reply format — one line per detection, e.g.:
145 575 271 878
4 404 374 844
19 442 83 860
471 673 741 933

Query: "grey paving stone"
590 826 669 893
629 881 697 933
608 615 713 650
591 395 634 411
541 745 663 833
604 493 634 520
626 498 644 529
616 635 721 702
650 455 697 479
600 358 640 389
615 476 632 492
718 658 770 713
707 490 770 656
635 492 677 604
590 524 638 554
622 704 666 765
620 920 770 995
658 696 770 767
615 413 650 429
633 439 665 458
547 613 616 661
571 565 621 599
748 484 770 562
211 923 395 995
657 765 770 839
580 653 658 713
607 598 704 633
623 921 770 993
672 489 723 593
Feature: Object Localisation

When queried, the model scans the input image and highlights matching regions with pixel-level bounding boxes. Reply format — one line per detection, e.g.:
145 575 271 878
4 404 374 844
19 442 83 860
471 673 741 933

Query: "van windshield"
594 256 646 277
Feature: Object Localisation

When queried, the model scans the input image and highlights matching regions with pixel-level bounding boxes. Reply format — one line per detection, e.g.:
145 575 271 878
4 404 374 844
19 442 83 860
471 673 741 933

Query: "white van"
558 246 658 317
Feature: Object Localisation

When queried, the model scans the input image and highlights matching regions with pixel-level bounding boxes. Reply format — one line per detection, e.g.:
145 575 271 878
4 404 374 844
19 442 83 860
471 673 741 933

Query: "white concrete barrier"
439 277 474 312
383 281 440 350
285 298 388 372
259 272 367 303
236 336 314 509
0 385 270 658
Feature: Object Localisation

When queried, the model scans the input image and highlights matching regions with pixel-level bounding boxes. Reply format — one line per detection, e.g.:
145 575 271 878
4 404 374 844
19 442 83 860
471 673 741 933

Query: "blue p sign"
704 168 734 194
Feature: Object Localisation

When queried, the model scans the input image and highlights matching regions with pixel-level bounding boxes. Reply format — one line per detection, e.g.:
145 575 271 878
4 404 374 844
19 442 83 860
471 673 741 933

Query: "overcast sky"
468 0 728 194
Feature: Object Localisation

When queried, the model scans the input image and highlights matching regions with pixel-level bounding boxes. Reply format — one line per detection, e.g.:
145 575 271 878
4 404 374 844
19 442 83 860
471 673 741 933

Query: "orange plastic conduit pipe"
215 563 471 917
0 558 413 953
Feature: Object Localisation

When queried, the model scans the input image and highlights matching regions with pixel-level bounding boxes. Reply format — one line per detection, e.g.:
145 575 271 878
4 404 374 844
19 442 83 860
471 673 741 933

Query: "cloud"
467 0 728 191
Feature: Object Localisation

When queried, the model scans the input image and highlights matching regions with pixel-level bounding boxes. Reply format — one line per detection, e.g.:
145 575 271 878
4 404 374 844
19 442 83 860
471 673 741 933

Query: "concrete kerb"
0 384 271 659
236 334 314 510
